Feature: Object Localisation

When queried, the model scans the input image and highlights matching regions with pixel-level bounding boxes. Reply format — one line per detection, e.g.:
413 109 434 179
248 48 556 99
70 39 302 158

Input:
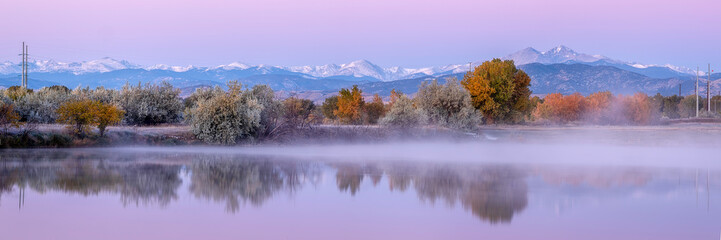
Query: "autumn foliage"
462 59 532 124
334 85 365 124
533 93 587 123
0 102 22 135
533 91 653 125
57 99 124 136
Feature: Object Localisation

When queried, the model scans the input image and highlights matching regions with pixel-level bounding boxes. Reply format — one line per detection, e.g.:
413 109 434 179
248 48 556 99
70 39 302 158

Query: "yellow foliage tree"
0 102 23 135
462 59 532 124
334 85 365 124
57 99 124 136
95 102 125 136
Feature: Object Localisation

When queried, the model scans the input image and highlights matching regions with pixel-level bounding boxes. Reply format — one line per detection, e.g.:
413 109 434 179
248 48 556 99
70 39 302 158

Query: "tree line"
1 58 719 145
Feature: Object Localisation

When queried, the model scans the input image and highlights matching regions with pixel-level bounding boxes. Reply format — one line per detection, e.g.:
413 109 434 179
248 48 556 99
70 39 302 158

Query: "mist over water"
1 127 720 239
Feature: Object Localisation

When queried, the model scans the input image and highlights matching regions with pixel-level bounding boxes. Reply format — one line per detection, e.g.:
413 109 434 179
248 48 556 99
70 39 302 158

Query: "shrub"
95 103 125 136
662 95 682 119
282 97 317 129
247 85 283 138
415 79 481 130
678 95 702 118
0 102 22 135
72 86 120 104
119 82 183 125
189 82 263 144
57 99 98 136
3 86 32 101
14 87 74 123
380 95 427 128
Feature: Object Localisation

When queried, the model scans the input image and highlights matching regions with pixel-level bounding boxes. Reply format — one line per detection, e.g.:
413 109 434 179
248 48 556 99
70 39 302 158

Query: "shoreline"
2 122 721 149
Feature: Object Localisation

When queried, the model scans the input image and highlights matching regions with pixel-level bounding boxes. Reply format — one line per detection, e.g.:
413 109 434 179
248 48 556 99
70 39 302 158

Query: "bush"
189 82 263 144
14 87 74 123
94 102 125 136
72 86 120 104
57 99 98 136
247 85 283 138
380 95 427 128
415 79 481 130
283 97 317 129
119 82 183 125
678 95 705 118
0 101 22 135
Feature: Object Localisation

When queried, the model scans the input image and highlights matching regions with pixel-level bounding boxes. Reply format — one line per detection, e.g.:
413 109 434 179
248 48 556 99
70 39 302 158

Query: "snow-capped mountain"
0 45 701 87
0 57 139 74
281 60 468 81
504 45 610 65
503 45 699 77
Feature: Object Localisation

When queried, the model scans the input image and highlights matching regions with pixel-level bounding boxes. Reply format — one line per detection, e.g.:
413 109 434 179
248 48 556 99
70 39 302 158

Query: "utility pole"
708 64 711 112
25 44 29 88
19 42 26 88
696 66 699 118
468 62 472 72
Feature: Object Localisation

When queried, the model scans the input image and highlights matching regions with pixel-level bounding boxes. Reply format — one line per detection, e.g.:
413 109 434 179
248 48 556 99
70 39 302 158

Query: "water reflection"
189 157 320 212
0 149 717 225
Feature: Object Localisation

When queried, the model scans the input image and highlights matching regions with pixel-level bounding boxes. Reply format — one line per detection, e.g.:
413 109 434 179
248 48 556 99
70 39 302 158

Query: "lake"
1 128 721 239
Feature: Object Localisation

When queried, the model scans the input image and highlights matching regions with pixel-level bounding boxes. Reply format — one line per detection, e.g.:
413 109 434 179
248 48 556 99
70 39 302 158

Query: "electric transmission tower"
19 42 29 89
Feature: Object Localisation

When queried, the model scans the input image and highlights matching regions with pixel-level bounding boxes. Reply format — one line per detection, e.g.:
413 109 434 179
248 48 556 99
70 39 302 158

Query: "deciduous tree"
462 59 532 124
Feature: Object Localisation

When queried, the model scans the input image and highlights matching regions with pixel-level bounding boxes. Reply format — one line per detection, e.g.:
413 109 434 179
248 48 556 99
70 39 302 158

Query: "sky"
0 0 719 68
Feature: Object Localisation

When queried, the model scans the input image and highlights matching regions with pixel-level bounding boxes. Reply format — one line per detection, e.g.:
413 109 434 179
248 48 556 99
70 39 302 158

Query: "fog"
98 126 721 170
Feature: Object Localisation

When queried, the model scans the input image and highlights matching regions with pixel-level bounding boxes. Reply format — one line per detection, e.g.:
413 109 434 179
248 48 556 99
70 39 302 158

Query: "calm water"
1 136 721 239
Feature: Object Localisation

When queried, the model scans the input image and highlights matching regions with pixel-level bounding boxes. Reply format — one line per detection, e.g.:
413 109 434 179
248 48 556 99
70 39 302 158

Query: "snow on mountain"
504 45 697 77
504 45 608 65
0 45 700 82
211 62 252 71
28 57 140 74
145 64 198 72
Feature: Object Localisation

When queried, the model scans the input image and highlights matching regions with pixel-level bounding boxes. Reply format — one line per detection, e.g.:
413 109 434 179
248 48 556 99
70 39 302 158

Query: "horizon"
0 45 715 73
1 0 719 68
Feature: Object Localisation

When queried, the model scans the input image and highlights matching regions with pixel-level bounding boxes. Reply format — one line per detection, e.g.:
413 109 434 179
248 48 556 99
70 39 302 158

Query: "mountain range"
1 45 718 101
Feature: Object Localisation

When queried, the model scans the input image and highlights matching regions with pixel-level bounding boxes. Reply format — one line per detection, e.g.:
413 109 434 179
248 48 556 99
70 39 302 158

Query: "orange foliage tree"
533 93 587 123
334 85 365 124
622 93 651 125
585 91 614 124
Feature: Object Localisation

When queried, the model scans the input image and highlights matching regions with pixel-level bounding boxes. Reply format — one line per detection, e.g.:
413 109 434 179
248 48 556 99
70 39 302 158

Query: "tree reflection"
335 164 364 195
0 151 182 207
188 156 319 212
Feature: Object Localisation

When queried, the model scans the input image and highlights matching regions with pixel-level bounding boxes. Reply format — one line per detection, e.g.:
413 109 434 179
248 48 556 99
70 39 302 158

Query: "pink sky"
0 0 719 67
